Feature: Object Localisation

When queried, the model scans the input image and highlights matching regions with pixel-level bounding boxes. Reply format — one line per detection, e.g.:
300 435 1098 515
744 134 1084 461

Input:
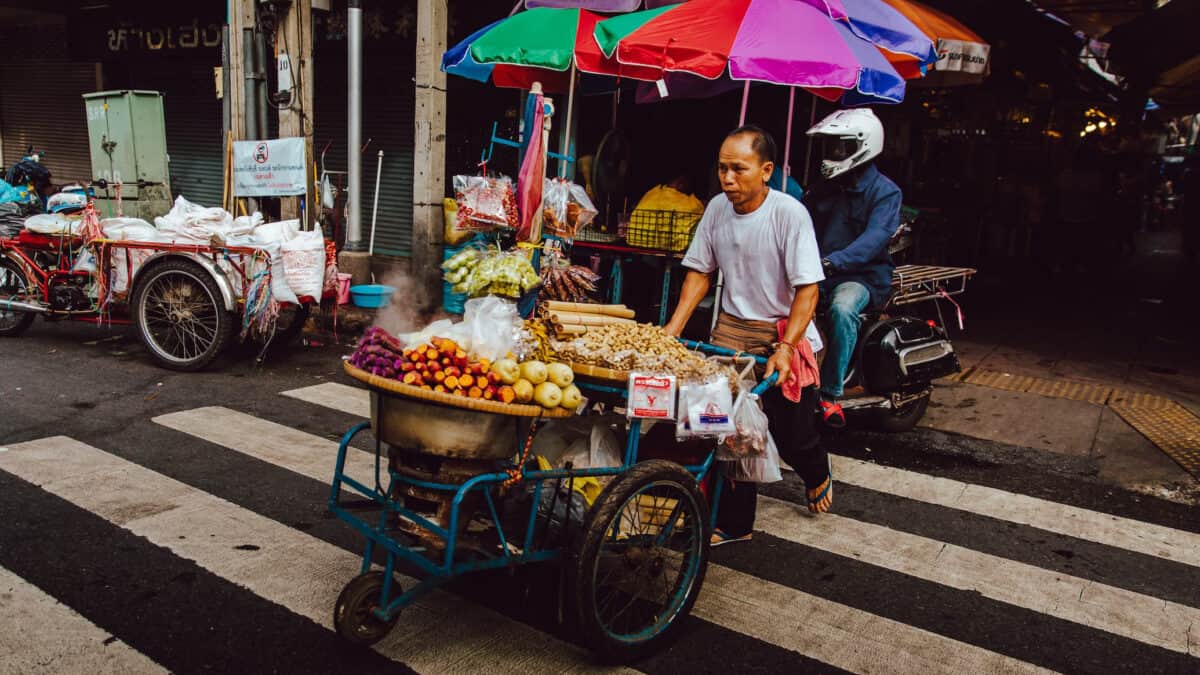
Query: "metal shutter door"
134 63 225 208
0 62 100 187
316 46 415 256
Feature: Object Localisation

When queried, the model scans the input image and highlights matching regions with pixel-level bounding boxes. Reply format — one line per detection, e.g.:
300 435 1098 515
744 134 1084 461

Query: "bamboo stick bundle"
554 323 589 337
548 311 636 327
543 301 635 319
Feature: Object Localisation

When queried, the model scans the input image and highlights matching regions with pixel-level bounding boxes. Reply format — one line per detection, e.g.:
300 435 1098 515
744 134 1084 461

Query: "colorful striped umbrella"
594 0 906 104
442 7 662 92
880 0 990 84
839 0 937 75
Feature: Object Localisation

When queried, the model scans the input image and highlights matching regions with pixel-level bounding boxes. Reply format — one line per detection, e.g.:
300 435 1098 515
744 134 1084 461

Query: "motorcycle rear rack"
888 265 976 308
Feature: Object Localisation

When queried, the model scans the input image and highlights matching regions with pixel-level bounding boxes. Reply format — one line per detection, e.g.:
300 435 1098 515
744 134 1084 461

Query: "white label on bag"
655 78 669 98
628 373 677 420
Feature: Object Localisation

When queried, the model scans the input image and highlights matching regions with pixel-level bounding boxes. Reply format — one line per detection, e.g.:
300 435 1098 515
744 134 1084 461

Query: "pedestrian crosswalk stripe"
755 496 1200 657
284 381 369 417
829 455 1200 569
697 565 1053 675
284 382 1200 569
169 405 1055 674
0 437 629 675
0 564 166 674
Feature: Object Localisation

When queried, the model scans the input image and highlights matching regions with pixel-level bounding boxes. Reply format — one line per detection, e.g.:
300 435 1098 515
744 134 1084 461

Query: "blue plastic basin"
349 284 396 308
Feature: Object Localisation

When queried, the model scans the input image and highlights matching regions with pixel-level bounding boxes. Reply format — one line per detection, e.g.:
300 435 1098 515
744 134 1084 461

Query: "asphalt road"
2 319 1198 674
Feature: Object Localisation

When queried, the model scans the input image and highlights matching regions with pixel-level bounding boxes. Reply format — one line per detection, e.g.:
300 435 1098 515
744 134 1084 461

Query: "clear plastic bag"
454 175 518 231
717 390 769 459
542 178 598 239
461 295 521 361
722 433 783 483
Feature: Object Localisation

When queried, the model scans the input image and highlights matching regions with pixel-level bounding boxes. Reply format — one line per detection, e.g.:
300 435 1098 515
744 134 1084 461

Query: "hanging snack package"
685 375 736 436
542 178 599 239
454 174 519 231
627 373 677 420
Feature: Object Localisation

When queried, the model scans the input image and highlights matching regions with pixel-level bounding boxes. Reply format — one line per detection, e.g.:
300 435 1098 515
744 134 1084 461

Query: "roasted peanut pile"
551 323 737 382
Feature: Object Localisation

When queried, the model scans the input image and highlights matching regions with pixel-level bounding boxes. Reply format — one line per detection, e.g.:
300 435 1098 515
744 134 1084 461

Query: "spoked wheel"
132 259 234 371
0 259 36 337
571 460 710 663
333 572 402 646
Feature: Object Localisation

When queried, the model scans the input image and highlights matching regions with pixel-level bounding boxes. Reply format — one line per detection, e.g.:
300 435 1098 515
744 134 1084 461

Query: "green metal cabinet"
82 90 173 220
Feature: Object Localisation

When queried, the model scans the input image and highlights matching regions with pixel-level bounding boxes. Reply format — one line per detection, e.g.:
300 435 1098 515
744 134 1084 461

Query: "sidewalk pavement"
917 229 1200 505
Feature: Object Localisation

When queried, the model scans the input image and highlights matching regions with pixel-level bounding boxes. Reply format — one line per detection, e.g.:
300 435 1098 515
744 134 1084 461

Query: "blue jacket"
804 164 902 307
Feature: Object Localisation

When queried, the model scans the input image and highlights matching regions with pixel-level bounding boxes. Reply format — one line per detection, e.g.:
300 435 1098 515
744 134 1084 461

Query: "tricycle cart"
330 345 775 661
0 229 312 370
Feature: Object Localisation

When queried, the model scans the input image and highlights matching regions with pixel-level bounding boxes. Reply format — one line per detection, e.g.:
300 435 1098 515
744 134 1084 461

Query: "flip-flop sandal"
806 458 834 514
710 529 753 547
819 400 846 429
806 477 834 514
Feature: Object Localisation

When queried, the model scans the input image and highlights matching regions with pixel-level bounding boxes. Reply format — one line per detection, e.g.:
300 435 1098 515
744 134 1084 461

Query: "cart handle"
677 339 780 394
677 339 769 365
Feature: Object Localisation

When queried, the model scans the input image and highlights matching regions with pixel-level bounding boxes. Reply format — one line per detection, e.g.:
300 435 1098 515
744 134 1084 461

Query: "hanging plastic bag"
717 390 770 459
685 375 736 436
280 229 326 301
453 174 518 231
461 295 521 361
542 178 599 239
722 432 783 483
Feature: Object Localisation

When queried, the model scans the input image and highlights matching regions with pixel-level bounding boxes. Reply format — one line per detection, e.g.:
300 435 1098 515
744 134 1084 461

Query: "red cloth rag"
777 319 820 403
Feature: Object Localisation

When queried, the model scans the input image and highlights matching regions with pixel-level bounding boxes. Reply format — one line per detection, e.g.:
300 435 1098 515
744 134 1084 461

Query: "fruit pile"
348 328 580 412
490 357 583 412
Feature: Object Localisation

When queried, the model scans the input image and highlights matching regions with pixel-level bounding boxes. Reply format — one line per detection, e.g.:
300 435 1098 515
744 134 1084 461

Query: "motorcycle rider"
803 109 902 428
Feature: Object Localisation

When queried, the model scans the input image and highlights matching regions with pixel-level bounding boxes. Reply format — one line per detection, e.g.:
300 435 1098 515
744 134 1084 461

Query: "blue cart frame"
329 340 775 655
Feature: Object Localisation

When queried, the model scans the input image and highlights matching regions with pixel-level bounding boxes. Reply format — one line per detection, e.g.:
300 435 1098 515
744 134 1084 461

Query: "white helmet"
46 191 87 214
806 108 885 180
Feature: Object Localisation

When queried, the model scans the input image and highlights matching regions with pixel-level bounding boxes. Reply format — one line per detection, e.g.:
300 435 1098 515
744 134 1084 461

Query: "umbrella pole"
559 63 577 179
783 86 796 180
803 96 818 185
714 80 753 332
738 80 750 126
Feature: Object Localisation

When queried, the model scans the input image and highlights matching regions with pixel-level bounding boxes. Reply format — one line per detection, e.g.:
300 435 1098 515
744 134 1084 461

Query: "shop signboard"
233 138 308 197
934 39 990 75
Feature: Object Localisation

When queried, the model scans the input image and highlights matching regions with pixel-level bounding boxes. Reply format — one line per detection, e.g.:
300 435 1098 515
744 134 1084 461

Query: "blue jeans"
819 281 871 399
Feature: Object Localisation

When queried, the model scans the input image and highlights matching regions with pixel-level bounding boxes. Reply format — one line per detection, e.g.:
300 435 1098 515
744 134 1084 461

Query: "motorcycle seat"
16 230 84 251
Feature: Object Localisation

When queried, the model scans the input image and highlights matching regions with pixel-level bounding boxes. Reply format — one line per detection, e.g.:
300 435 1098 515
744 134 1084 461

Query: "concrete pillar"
276 0 316 230
413 0 448 311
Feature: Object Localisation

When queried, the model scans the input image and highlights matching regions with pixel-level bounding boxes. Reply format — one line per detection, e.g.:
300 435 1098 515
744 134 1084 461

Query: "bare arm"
765 283 819 384
663 270 712 337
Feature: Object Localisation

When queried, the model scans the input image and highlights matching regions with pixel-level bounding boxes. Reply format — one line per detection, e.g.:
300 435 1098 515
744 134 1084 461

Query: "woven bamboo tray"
567 362 630 384
343 362 574 419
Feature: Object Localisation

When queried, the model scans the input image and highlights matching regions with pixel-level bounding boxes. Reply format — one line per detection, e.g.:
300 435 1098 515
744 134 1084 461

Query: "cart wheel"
333 572 402 646
132 259 234 371
570 460 710 663
0 259 35 337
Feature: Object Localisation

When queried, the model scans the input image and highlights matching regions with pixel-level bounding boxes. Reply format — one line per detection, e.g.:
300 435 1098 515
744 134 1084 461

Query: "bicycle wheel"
570 459 710 662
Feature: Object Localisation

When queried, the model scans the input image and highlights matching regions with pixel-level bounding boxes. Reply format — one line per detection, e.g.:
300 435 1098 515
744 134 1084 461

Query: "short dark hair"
726 125 777 165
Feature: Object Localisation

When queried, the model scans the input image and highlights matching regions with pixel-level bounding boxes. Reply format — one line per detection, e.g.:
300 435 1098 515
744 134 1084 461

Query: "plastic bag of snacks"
542 178 598 239
453 174 519 231
717 389 769 458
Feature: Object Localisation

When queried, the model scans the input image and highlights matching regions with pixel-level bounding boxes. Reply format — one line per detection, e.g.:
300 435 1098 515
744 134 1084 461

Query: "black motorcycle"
823 215 974 432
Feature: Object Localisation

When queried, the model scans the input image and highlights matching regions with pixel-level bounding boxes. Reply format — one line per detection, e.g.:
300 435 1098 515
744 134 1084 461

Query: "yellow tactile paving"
1109 402 1200 479
1025 379 1113 405
963 369 1038 392
1107 390 1177 411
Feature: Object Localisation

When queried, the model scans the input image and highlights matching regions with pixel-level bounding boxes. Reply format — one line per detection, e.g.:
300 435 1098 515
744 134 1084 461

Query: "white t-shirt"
682 189 825 351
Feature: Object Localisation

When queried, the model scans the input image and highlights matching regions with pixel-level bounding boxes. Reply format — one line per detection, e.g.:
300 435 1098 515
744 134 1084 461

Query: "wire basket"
623 209 703 252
